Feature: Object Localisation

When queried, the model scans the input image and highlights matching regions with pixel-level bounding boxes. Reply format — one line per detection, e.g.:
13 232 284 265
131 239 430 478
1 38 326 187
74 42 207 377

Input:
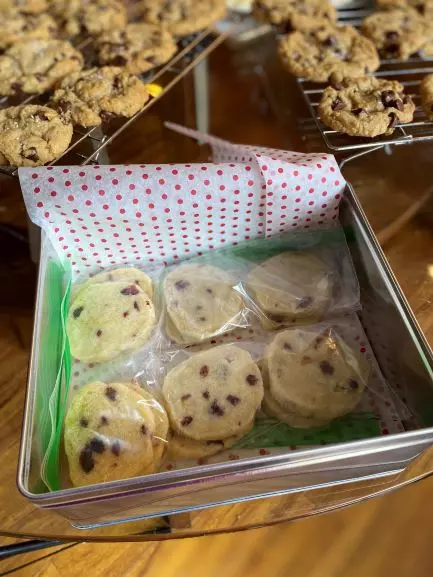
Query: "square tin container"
17 184 433 528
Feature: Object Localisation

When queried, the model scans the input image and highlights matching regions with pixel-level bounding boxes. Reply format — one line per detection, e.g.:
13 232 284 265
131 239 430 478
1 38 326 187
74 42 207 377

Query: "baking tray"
17 182 433 528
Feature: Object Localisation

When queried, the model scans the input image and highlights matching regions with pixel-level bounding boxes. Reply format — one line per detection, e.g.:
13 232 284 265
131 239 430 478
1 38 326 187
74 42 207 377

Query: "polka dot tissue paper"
18 127 345 280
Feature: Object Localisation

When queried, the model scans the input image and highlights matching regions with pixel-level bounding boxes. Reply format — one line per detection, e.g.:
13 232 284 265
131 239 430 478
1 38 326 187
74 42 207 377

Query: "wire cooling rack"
0 28 226 177
296 4 433 153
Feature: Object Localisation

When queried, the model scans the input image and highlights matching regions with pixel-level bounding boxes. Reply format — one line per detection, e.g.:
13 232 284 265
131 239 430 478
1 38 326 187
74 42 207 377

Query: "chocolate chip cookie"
252 0 337 31
0 39 83 96
279 24 380 83
51 67 150 127
49 0 127 38
140 0 227 36
163 344 263 441
319 75 415 137
96 23 177 74
420 74 433 120
0 105 73 166
0 0 47 13
361 8 426 59
0 11 57 50
376 0 433 15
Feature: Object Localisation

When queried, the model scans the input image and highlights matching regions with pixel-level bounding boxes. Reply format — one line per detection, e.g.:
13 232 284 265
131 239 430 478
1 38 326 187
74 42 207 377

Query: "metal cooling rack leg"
193 57 210 137
91 127 110 165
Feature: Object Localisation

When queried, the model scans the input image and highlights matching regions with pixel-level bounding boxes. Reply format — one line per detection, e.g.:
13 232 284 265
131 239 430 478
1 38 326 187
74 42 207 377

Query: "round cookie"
96 24 177 75
420 74 433 120
141 0 227 36
267 329 368 421
0 39 83 96
0 11 57 50
163 263 244 343
0 0 47 13
51 67 150 128
252 0 336 30
50 0 127 37
279 24 380 83
163 344 264 441
167 420 253 460
248 251 332 322
0 105 73 166
319 75 415 137
64 381 156 487
71 267 153 302
67 281 156 363
361 8 426 60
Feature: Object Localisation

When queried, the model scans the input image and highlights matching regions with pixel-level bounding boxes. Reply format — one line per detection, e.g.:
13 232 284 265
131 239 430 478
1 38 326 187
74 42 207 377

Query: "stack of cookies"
256 0 433 138
0 0 227 166
64 381 169 486
66 267 156 363
262 329 368 429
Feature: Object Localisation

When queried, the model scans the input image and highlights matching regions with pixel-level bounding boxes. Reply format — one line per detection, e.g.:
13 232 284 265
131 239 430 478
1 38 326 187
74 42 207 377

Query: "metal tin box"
17 184 433 528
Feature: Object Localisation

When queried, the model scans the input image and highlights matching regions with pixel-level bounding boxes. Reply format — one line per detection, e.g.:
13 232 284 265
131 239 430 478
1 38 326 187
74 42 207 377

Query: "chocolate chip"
331 97 346 111
246 374 258 386
109 55 128 66
89 437 105 454
100 415 108 426
181 394 191 401
314 336 323 349
34 73 44 82
388 112 399 128
348 378 359 390
175 279 190 291
297 296 313 309
140 424 148 435
206 288 213 294
111 441 120 456
209 400 224 416
199 316 207 322
11 82 22 92
384 43 400 56
283 342 292 351
181 416 193 426
113 75 123 91
227 394 240 405
123 311 129 318
105 386 117 401
202 390 210 399
352 108 364 116
134 301 140 311
79 417 88 427
324 35 338 47
56 99 71 114
73 306 84 319
121 285 139 295
394 99 404 111
24 148 39 162
319 360 334 375
301 356 312 365
206 440 225 447
36 111 49 121
200 365 209 377
381 90 396 107
385 30 400 42
96 329 102 337
79 446 94 473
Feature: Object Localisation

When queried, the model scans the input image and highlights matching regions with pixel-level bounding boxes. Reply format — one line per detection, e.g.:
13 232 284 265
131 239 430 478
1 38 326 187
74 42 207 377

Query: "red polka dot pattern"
19 140 344 278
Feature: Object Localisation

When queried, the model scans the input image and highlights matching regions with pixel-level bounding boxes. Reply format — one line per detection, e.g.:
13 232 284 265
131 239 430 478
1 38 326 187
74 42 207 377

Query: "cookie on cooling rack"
51 67 150 127
278 23 380 83
420 74 433 120
0 39 83 96
48 0 127 37
0 11 57 50
376 0 433 15
96 23 177 74
252 0 336 31
361 8 427 60
318 75 415 137
0 0 47 13
0 105 73 166
140 0 227 36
